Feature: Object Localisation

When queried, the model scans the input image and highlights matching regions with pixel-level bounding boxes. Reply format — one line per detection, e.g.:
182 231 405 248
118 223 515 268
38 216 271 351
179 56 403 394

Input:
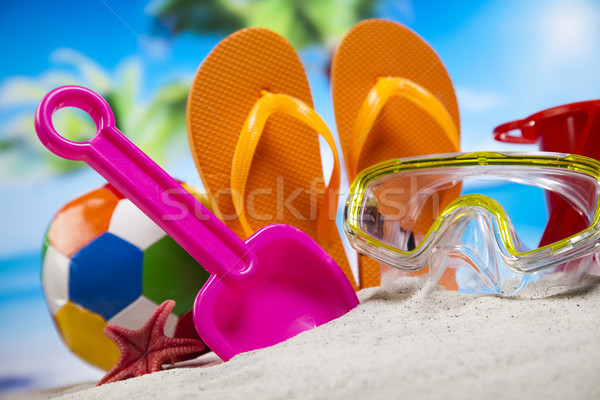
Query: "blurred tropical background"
1 0 600 395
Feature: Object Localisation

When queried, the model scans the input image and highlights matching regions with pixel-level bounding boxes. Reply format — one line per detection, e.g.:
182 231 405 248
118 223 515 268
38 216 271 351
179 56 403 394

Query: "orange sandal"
187 27 357 290
332 19 461 289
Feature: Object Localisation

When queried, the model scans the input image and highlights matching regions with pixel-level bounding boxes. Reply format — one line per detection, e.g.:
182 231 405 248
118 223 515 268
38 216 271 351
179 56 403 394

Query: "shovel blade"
193 224 358 360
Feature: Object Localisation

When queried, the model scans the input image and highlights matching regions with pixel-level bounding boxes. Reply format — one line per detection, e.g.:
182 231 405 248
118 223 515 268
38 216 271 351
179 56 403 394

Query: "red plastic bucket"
494 100 600 247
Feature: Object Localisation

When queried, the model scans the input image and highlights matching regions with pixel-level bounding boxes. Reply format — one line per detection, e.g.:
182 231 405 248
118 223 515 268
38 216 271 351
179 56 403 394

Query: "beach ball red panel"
46 187 120 257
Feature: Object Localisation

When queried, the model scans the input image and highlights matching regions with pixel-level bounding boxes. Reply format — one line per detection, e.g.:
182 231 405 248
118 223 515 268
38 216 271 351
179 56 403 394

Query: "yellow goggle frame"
344 152 600 274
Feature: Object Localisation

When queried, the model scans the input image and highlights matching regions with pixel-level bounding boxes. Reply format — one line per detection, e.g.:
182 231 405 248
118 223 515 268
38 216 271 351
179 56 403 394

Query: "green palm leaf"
149 0 378 49
0 49 188 181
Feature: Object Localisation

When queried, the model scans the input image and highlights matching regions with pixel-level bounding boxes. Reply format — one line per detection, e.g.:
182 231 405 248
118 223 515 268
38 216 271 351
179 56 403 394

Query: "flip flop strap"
347 77 459 178
231 91 341 248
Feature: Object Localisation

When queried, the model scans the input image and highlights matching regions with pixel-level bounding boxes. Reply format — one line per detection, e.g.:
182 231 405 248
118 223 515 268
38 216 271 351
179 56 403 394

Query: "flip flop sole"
332 19 460 173
332 19 461 289
187 27 356 289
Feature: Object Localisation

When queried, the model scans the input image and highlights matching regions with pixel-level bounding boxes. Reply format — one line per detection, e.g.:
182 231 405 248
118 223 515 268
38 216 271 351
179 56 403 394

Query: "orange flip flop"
332 19 461 289
187 27 357 290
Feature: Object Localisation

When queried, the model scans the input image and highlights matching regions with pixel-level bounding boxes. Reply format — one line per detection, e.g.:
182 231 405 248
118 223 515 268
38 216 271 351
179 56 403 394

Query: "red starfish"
98 300 206 385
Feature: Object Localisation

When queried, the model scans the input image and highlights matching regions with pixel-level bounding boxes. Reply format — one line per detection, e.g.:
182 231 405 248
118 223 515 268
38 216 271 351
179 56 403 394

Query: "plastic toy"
187 27 356 290
344 152 600 296
42 182 209 370
35 85 359 362
493 100 600 246
493 100 600 150
331 19 461 288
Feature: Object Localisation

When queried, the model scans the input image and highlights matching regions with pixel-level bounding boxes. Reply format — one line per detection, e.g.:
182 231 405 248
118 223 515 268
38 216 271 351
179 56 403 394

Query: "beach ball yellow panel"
54 301 119 370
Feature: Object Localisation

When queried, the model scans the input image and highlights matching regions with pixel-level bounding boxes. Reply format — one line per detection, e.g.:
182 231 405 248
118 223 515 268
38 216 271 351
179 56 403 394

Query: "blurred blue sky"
2 0 600 256
1 0 599 395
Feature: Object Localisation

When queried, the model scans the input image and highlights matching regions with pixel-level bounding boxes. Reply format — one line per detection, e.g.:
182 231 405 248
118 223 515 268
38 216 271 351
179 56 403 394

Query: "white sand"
16 278 600 400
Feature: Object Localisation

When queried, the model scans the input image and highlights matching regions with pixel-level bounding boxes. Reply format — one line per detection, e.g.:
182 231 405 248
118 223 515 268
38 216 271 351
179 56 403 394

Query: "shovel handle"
34 85 255 281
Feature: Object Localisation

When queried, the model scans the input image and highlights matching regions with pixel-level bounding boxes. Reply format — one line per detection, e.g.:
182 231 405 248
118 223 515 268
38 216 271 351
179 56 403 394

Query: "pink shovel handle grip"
35 85 255 281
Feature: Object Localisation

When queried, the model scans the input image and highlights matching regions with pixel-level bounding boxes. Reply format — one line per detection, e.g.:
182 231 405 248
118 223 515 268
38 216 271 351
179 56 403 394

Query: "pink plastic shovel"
35 85 358 361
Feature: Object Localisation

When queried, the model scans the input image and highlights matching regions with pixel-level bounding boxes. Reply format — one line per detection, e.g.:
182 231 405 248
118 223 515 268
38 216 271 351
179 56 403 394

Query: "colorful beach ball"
41 182 211 370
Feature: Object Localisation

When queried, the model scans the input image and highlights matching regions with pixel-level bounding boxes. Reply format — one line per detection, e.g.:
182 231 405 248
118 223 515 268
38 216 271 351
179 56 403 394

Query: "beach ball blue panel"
69 232 143 320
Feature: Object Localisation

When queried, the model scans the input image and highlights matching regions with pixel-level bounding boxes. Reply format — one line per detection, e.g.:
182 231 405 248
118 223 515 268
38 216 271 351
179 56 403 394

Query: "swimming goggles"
344 152 600 296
